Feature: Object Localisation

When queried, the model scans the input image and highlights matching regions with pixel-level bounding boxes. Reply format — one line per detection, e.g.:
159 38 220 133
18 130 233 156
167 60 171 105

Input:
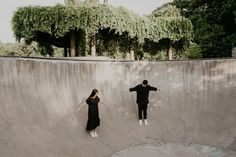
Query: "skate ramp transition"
0 57 236 157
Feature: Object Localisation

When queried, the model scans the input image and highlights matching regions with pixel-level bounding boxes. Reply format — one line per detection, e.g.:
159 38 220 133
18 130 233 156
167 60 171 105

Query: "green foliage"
65 0 84 5
142 51 167 60
172 0 236 58
12 3 192 47
0 42 38 56
150 5 182 17
149 5 192 42
37 42 54 57
180 43 202 59
65 0 76 5
139 5 192 59
84 0 99 4
0 42 63 57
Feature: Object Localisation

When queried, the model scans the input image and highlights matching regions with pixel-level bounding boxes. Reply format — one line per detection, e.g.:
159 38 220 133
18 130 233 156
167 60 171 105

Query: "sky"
0 0 172 43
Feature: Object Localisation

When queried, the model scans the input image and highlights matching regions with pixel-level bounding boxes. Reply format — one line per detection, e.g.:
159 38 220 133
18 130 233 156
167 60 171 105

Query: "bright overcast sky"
0 0 172 43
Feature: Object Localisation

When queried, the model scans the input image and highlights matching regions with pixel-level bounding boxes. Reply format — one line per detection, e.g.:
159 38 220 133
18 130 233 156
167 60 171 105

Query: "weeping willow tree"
147 5 190 60
12 3 192 59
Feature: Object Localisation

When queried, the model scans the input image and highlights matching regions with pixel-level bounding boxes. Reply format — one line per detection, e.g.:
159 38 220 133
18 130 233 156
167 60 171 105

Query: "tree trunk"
70 31 77 57
64 46 68 57
91 34 96 57
130 49 135 60
167 43 173 60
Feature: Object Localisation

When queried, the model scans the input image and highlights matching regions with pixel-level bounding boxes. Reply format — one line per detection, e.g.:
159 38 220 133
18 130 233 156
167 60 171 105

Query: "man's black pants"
138 103 148 119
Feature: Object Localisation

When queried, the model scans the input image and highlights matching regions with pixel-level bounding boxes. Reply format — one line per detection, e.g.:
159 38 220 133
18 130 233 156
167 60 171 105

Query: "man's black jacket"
129 84 157 104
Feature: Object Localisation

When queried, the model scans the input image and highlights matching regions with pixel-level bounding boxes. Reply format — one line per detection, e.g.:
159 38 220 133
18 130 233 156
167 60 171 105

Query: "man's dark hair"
143 80 148 85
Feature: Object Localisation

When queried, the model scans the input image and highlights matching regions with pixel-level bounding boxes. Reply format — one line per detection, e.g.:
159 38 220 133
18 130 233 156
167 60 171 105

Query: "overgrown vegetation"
13 4 192 42
3 0 235 60
0 41 63 57
11 3 193 59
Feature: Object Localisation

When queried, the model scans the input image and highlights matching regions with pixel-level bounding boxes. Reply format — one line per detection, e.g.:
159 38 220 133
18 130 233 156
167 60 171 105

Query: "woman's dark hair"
89 89 98 97
143 80 148 85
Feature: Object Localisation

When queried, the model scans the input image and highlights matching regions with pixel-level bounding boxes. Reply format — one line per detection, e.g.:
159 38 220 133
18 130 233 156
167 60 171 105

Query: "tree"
151 4 181 17
12 4 192 59
171 0 236 58
147 5 192 60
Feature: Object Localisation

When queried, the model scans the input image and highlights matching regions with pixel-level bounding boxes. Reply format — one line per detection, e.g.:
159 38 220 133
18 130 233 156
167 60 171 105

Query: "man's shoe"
139 120 143 126
144 119 148 126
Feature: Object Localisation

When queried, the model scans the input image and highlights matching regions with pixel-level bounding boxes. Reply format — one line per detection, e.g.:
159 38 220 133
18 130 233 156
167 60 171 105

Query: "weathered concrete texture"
0 57 236 157
111 144 236 157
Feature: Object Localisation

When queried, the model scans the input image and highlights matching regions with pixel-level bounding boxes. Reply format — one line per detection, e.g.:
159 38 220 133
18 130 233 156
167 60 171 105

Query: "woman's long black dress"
86 96 100 131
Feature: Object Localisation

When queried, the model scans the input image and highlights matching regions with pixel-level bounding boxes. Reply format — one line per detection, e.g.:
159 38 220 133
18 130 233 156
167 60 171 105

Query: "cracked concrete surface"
0 57 236 157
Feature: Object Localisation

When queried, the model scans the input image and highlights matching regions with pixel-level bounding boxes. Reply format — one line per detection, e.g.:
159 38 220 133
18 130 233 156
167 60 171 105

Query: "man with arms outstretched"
129 80 160 126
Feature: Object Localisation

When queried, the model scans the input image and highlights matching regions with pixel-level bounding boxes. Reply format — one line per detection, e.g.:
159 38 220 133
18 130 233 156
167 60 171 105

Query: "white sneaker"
144 119 148 126
139 120 143 126
90 131 95 138
94 131 98 137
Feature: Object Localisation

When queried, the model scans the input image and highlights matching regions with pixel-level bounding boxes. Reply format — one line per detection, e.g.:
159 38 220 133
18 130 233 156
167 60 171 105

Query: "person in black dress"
129 80 160 126
86 89 100 138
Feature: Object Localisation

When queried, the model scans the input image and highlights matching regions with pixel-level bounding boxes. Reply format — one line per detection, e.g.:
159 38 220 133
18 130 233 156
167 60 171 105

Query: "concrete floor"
111 144 236 157
0 57 236 157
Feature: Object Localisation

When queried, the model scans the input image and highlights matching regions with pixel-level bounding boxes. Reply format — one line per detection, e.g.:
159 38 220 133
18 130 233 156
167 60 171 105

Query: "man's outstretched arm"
129 86 138 92
148 86 160 91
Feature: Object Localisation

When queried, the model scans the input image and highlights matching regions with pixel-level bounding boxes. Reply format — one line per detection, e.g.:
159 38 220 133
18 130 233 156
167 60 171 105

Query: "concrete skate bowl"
0 57 236 157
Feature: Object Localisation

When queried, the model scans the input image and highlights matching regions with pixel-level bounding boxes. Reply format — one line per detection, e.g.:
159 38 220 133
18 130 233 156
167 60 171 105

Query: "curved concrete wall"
0 57 236 157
